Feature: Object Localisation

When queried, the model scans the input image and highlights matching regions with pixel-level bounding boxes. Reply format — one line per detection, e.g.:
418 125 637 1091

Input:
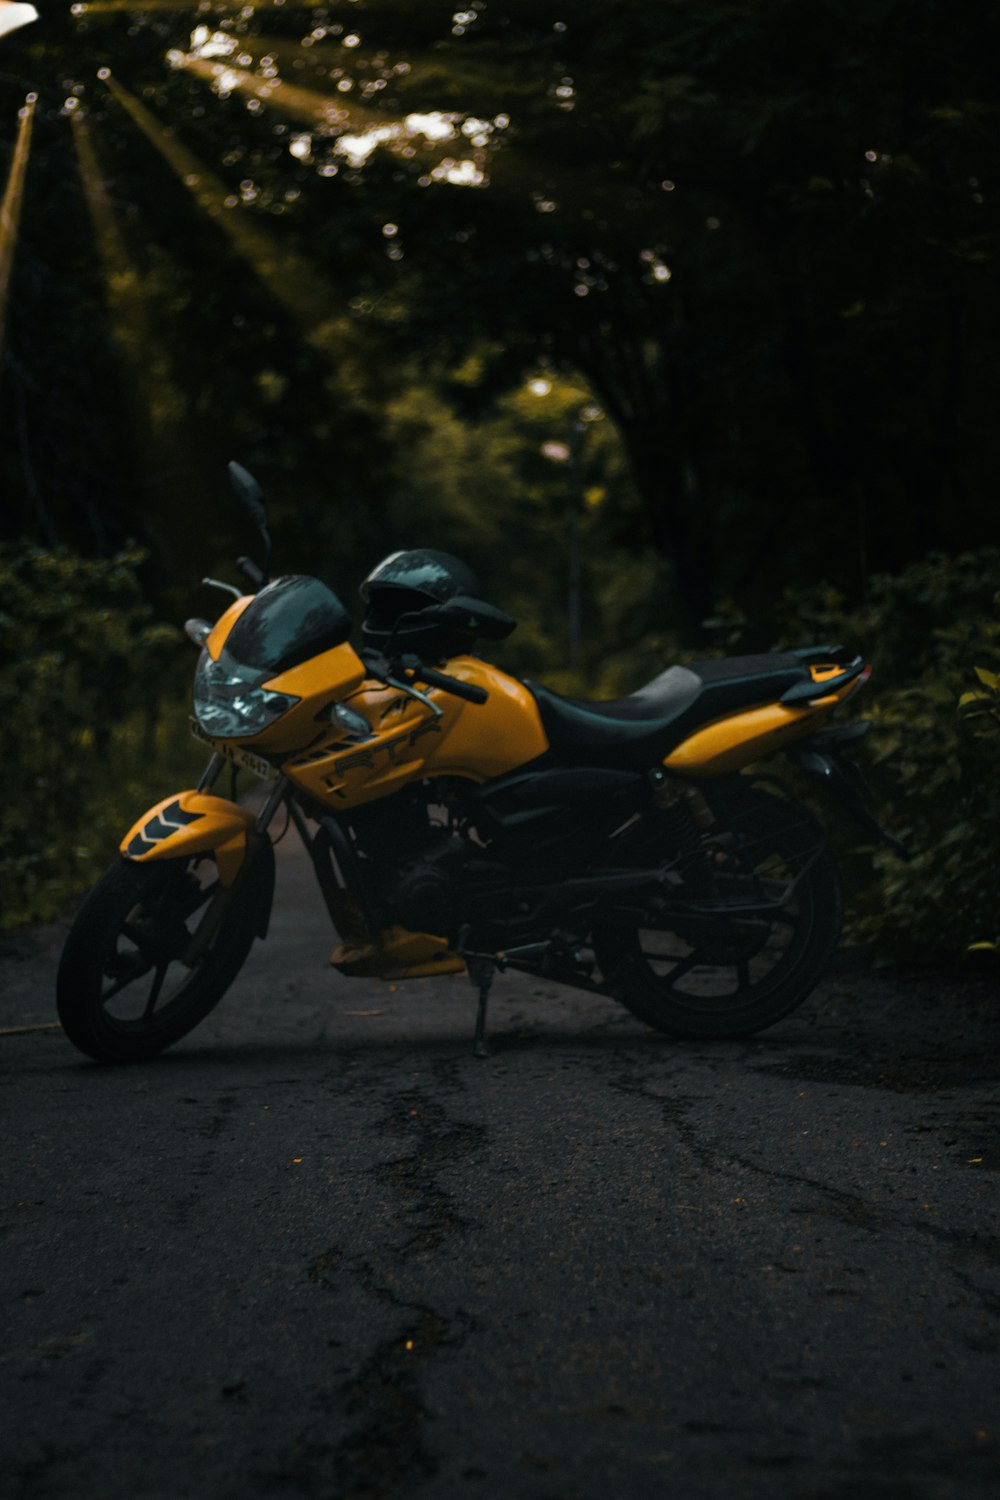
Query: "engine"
345 768 651 948
389 836 512 940
391 844 462 936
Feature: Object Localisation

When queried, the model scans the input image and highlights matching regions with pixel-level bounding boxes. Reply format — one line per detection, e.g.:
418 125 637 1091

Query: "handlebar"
361 648 489 705
413 664 489 705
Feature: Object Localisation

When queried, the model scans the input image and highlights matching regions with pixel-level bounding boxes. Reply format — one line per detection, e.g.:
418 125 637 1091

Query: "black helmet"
360 548 516 660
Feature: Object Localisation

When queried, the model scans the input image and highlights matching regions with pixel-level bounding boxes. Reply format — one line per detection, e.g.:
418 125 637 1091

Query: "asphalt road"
2 835 999 1500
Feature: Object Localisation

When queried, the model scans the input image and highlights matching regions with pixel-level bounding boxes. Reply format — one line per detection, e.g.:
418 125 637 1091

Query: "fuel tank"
284 655 550 810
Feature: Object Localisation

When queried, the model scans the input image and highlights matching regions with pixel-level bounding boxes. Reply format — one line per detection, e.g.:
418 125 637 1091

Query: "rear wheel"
593 785 842 1039
57 844 273 1062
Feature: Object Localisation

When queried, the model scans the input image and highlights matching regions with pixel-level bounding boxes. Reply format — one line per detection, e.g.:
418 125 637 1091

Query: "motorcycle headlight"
193 650 299 739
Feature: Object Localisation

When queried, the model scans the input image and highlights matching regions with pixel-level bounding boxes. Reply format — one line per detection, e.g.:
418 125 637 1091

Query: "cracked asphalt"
2 834 999 1500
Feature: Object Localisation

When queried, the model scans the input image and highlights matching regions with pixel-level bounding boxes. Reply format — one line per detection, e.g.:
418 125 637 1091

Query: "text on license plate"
190 718 276 781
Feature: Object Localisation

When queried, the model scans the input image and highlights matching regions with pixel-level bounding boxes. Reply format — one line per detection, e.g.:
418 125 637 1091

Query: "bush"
770 551 1000 960
0 544 203 928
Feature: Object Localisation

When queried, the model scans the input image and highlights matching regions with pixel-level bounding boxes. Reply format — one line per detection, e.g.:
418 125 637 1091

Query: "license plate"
190 718 276 781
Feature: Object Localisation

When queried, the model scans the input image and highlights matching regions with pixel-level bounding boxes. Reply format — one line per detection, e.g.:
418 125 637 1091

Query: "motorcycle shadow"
50 1021 796 1077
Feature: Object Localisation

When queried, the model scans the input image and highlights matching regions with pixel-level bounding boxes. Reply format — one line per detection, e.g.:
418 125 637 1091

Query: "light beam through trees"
0 95 35 356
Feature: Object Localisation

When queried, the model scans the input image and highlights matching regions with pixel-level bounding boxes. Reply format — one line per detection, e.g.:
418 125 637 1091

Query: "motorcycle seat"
524 654 811 769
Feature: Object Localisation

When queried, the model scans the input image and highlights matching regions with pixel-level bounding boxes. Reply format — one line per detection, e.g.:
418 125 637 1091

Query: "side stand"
457 931 558 1059
458 926 496 1058
466 954 495 1059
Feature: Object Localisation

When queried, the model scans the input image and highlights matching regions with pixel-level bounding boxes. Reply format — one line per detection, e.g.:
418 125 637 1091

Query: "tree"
2 1 999 633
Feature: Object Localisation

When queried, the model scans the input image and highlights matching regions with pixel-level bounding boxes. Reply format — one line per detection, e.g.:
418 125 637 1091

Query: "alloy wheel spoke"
121 920 168 961
180 880 219 919
101 955 153 1001
142 962 169 1020
650 952 700 983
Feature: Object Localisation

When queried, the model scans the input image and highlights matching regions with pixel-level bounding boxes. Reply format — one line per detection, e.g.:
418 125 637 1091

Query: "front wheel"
57 842 274 1062
593 785 843 1039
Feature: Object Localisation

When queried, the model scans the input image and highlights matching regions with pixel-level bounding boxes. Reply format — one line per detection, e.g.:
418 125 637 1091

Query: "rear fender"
120 791 256 887
788 724 910 859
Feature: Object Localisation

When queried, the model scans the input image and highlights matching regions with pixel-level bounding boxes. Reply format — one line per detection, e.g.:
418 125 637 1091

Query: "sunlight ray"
172 50 351 129
179 31 409 129
170 51 491 180
71 109 186 453
102 72 346 354
72 1 310 14
0 94 36 356
170 46 431 141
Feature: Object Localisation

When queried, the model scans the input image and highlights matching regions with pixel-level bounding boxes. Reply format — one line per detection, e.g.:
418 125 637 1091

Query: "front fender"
120 791 256 887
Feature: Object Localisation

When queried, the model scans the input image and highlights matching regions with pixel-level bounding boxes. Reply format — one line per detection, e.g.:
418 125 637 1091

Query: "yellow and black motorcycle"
57 464 902 1062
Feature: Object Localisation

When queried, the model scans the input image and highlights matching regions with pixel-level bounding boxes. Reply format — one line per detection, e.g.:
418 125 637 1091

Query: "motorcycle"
56 463 904 1062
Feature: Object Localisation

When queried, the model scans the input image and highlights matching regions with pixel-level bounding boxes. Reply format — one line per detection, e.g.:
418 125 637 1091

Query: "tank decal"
283 656 549 809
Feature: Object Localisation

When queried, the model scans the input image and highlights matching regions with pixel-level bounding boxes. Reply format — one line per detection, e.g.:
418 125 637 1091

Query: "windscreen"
223 575 352 674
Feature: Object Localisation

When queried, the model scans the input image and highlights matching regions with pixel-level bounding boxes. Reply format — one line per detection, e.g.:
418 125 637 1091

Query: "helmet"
360 548 516 660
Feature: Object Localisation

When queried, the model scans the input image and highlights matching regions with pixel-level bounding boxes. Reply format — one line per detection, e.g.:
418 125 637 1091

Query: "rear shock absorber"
649 772 715 889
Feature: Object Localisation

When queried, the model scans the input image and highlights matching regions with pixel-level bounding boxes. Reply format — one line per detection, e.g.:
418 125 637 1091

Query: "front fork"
185 754 286 947
198 752 288 834
199 756 383 940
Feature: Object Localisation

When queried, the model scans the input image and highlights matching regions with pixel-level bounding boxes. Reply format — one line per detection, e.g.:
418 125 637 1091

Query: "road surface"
2 835 999 1498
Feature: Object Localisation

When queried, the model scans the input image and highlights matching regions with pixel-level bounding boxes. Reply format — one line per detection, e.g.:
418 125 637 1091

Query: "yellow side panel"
665 698 837 777
264 642 367 699
285 656 549 809
420 656 549 778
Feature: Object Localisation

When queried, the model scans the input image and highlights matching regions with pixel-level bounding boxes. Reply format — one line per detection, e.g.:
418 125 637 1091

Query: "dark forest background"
2 0 999 949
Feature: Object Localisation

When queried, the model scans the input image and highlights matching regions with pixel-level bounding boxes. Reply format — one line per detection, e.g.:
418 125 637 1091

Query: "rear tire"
593 785 842 1039
57 845 273 1062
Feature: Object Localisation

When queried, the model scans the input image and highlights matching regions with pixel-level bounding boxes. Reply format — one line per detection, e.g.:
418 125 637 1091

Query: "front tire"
57 844 274 1062
593 785 843 1039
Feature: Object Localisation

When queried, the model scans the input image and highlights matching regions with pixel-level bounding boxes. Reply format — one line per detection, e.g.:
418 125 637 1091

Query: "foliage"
373 370 665 693
767 550 1000 959
3 7 1000 963
958 662 1000 736
0 543 201 927
957 638 1000 950
3 2 1000 637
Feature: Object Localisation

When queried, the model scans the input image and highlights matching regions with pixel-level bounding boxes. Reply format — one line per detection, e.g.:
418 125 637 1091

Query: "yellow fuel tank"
284 656 549 810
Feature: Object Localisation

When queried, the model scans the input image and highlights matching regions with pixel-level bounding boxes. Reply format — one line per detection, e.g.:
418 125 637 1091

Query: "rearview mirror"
228 461 266 526
228 460 271 584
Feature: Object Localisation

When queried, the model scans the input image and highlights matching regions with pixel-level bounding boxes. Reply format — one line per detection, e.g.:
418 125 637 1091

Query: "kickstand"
467 955 495 1059
458 926 496 1059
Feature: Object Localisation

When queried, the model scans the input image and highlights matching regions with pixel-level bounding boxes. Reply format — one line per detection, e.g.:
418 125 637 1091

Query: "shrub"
771 551 1000 960
0 544 202 928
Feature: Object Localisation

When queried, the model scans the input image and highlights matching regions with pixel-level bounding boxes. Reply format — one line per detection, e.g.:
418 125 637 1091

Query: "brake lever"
384 673 444 720
359 650 442 717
